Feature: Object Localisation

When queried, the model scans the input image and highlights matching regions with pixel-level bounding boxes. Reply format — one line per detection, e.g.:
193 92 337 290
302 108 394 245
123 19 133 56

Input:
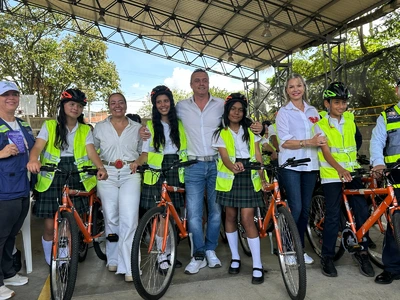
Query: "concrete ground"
11 215 400 300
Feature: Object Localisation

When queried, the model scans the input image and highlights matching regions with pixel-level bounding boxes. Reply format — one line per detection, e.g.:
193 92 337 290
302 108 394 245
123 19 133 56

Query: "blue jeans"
280 169 318 248
321 178 369 258
185 161 221 256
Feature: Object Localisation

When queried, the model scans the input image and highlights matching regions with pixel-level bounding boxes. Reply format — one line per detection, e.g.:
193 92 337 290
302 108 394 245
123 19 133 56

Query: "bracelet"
299 140 304 148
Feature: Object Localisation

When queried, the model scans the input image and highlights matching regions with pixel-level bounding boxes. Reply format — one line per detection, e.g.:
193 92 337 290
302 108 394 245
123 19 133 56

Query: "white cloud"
132 82 141 88
164 67 244 93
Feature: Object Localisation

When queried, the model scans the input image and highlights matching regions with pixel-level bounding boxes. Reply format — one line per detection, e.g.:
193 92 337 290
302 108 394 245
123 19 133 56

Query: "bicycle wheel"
92 201 106 260
306 192 345 261
367 205 387 268
131 206 177 300
78 212 88 262
276 206 306 300
238 221 251 257
392 211 400 251
50 211 79 300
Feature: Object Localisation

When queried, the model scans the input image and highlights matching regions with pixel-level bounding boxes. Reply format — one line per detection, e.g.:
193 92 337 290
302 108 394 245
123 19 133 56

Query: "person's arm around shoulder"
130 152 148 174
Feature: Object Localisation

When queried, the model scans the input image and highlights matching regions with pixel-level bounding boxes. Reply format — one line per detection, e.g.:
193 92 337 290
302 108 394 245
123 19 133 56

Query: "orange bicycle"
243 157 309 300
131 160 198 300
307 167 400 268
40 165 106 300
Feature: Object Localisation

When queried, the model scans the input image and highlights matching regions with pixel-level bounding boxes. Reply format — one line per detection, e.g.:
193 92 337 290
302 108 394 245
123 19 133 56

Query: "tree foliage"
0 8 120 117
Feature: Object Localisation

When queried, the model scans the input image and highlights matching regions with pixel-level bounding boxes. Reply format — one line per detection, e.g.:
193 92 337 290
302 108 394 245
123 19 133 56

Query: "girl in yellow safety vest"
212 93 268 284
130 85 187 274
27 89 107 266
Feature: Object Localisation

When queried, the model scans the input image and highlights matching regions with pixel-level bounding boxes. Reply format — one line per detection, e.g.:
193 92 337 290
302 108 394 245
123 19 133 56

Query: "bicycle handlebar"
40 164 99 176
136 159 199 174
245 157 311 171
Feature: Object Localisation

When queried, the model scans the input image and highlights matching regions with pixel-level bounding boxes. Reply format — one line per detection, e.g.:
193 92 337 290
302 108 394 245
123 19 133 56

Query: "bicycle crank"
341 228 362 253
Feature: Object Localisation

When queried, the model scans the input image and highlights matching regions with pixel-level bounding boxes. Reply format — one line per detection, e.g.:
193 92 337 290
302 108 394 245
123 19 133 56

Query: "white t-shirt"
142 121 179 154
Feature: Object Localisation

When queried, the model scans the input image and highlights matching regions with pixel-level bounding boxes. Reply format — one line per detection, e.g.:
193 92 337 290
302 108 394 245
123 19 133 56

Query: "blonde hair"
283 73 309 105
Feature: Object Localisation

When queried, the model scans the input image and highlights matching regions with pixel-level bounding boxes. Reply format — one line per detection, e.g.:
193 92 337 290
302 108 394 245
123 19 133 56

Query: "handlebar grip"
136 165 149 173
40 165 56 172
292 158 311 164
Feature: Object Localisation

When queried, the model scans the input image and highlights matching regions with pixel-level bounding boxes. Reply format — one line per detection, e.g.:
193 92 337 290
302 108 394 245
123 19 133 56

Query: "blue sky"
90 43 272 113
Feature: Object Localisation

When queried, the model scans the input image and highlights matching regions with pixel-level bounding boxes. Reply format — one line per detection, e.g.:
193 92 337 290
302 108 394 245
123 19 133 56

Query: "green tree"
0 7 120 117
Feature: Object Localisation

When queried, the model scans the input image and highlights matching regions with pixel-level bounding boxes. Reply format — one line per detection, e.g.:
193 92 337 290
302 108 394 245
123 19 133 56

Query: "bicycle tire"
392 211 400 252
276 206 307 300
92 201 107 260
367 205 387 269
238 221 251 257
306 192 345 261
50 211 79 300
131 206 177 300
78 212 88 262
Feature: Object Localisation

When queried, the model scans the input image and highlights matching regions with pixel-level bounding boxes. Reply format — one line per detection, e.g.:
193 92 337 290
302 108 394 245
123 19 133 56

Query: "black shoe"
13 249 22 273
228 259 241 275
175 259 182 268
321 257 337 277
251 267 264 284
374 271 400 284
353 252 375 277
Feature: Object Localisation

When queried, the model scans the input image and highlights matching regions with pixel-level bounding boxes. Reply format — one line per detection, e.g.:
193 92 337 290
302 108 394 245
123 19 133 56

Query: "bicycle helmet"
225 93 248 108
323 82 350 101
60 88 87 106
150 85 173 105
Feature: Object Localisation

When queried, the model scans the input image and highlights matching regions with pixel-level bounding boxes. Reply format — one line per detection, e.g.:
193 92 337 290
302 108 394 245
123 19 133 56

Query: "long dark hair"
213 99 251 146
54 103 86 150
151 87 180 152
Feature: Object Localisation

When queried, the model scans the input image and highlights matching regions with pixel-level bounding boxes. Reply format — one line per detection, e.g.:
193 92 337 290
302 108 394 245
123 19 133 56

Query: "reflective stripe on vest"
35 120 96 192
316 112 360 181
216 128 262 192
382 105 400 164
143 120 188 185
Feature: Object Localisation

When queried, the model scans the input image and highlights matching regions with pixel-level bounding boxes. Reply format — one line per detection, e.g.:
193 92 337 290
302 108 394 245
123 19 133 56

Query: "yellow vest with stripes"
216 128 262 192
35 120 97 192
317 112 360 180
144 120 188 185
382 105 400 164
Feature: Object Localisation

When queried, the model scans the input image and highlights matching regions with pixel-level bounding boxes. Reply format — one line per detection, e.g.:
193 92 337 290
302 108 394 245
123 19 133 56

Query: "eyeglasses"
151 86 170 96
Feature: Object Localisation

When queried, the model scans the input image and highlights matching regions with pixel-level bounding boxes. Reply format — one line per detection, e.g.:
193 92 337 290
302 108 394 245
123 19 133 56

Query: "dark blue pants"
321 178 369 258
382 188 400 274
0 197 29 286
280 169 318 248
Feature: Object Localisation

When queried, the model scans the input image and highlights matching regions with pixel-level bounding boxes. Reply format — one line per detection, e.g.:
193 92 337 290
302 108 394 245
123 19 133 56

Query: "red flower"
308 116 319 124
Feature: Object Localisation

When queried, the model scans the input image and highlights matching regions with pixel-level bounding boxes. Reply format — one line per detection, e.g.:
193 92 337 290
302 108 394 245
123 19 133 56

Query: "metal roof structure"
2 0 398 82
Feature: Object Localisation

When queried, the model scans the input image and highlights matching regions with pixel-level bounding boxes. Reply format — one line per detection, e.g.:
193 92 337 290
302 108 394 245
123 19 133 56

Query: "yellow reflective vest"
35 120 96 192
316 112 360 180
144 120 187 185
382 105 400 164
216 128 262 192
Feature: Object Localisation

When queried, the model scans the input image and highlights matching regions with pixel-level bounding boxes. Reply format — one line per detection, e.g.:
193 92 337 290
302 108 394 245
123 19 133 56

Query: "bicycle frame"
147 180 186 254
52 184 103 258
342 181 400 244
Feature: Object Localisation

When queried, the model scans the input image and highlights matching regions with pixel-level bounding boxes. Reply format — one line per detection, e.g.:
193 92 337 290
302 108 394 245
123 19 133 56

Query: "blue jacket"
0 118 35 200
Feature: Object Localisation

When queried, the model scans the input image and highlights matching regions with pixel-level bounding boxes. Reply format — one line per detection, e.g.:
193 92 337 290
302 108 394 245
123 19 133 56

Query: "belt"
102 160 135 169
188 155 217 162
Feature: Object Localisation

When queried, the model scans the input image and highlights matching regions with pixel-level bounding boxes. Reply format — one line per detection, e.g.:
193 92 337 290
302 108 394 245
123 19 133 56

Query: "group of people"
1 69 400 300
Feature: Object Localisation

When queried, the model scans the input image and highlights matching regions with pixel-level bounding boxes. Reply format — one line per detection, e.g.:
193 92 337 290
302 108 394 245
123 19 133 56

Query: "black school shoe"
228 259 241 275
375 271 400 284
353 252 375 277
321 256 337 277
251 267 264 284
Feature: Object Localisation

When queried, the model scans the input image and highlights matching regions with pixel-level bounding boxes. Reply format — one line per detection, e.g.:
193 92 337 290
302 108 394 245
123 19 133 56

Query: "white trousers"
96 165 141 276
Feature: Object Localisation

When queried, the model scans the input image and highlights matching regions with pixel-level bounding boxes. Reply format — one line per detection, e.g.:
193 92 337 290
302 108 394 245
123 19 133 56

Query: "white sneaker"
3 274 28 286
124 275 133 282
0 285 15 300
107 265 117 272
184 257 207 274
285 255 297 266
304 253 314 265
205 250 222 268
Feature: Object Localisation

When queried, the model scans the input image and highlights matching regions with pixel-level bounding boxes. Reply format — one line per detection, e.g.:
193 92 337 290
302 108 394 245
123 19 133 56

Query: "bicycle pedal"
348 244 362 253
106 233 119 242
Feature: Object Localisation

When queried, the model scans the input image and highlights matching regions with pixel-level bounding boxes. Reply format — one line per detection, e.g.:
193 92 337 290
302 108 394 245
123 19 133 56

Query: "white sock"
248 237 262 277
155 235 169 269
226 231 240 268
42 236 52 265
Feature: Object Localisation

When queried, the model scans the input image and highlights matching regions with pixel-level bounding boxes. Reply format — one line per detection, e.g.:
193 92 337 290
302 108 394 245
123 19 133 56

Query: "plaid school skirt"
140 154 184 209
216 158 264 208
34 156 89 218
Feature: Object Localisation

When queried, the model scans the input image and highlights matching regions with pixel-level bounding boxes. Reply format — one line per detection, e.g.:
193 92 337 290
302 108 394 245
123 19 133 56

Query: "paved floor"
11 215 400 300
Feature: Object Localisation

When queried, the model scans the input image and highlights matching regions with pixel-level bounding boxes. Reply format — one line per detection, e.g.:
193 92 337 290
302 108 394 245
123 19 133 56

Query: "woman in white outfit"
93 92 142 282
